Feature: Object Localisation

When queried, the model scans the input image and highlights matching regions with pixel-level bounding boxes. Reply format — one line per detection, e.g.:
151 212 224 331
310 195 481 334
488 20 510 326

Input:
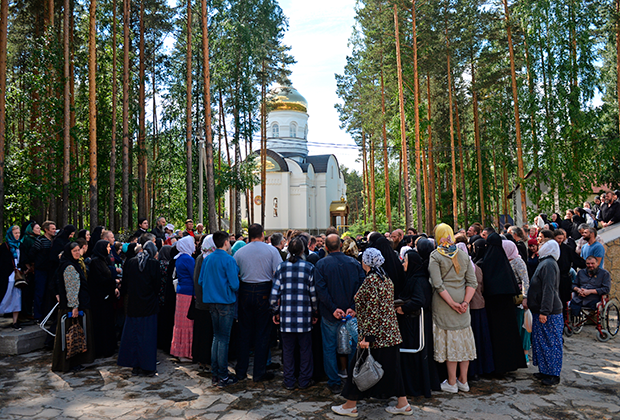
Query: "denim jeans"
321 317 356 386
209 303 235 380
235 282 273 381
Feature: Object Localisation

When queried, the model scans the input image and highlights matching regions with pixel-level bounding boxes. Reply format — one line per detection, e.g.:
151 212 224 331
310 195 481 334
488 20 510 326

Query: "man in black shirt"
600 192 620 228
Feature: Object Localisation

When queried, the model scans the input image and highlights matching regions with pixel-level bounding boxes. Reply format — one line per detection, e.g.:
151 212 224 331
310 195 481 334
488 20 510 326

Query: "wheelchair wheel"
597 329 611 342
570 313 584 335
602 302 619 337
563 325 573 337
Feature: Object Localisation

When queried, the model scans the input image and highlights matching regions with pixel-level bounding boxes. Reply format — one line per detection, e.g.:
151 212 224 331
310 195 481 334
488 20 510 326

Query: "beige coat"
429 249 477 330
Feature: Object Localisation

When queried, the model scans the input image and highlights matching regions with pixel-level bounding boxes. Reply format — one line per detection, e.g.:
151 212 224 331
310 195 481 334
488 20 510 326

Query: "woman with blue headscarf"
0 226 23 329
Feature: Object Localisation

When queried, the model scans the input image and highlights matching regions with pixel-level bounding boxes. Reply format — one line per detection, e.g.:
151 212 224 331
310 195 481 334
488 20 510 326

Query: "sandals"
331 404 358 417
385 403 413 416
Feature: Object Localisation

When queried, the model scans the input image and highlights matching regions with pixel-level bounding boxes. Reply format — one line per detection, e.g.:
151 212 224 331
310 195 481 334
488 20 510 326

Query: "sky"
276 0 362 172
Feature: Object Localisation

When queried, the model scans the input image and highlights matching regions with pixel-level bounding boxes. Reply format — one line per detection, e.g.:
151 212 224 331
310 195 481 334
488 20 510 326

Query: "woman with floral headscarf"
428 223 477 394
0 226 23 329
332 248 412 417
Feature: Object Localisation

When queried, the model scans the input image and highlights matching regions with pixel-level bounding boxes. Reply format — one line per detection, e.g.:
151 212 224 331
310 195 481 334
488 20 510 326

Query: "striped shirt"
270 259 318 333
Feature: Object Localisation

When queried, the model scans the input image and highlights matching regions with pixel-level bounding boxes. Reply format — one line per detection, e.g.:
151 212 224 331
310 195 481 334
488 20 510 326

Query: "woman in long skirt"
331 248 412 417
170 236 196 362
0 226 23 329
524 239 563 386
118 242 161 376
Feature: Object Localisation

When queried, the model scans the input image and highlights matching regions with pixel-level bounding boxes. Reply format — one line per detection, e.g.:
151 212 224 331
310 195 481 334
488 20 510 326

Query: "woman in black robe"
397 245 440 397
88 240 118 358
157 246 178 353
86 226 104 258
480 233 527 375
52 243 96 372
117 241 160 376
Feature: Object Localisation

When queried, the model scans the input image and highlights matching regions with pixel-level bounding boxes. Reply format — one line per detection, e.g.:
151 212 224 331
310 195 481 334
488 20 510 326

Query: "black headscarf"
58 242 86 282
416 237 435 267
91 240 111 264
138 241 158 272
480 233 520 297
370 235 406 295
472 238 487 264
400 249 431 313
158 245 173 261
125 243 138 260
50 224 76 260
77 229 89 240
88 226 104 253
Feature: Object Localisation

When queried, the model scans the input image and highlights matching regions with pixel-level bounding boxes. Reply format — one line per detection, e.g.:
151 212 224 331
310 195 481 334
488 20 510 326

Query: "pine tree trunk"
88 0 98 228
426 73 436 230
454 93 468 227
503 0 527 225
260 61 266 227
202 0 216 232
0 0 6 237
421 147 430 232
109 0 117 232
471 59 484 225
445 22 458 230
410 0 422 232
394 4 412 229
137 0 146 220
380 67 392 231
370 134 376 230
186 0 193 221
62 0 71 227
121 0 130 231
361 130 369 224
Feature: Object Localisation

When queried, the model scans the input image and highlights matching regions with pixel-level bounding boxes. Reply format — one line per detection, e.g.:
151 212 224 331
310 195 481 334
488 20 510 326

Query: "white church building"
237 85 348 234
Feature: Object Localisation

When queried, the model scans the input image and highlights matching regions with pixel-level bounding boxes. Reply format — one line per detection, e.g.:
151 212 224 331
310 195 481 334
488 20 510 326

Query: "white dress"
0 249 22 313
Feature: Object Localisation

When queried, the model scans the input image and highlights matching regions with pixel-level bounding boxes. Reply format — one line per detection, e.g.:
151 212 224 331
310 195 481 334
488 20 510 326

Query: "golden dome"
266 85 308 113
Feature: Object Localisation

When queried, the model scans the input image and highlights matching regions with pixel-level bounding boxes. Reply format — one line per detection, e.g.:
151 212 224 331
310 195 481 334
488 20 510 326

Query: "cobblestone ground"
0 326 619 419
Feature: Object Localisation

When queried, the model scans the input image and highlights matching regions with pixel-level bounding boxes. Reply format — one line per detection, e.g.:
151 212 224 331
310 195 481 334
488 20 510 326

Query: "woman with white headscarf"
118 241 160 376
170 236 196 362
192 235 216 370
523 239 563 386
332 248 412 417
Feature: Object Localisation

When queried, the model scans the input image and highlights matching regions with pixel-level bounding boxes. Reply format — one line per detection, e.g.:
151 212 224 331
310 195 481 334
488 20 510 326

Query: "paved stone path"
0 326 619 419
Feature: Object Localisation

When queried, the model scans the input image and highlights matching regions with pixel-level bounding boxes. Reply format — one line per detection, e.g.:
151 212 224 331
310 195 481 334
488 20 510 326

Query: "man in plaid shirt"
270 238 318 390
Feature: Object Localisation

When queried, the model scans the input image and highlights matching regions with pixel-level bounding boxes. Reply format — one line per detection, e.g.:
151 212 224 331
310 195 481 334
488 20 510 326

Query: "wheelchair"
563 295 620 342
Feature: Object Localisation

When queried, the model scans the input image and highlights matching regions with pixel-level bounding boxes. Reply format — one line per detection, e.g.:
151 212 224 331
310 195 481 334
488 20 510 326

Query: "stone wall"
604 238 620 298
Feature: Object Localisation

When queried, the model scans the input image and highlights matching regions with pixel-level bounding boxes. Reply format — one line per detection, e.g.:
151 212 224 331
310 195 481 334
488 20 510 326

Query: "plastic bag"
337 322 351 354
523 309 533 333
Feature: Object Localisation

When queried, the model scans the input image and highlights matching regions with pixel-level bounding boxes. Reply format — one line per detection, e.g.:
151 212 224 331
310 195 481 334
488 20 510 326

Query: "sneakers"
282 382 296 391
457 380 470 392
217 376 239 388
385 403 413 416
440 380 458 393
11 323 22 331
338 369 348 379
211 376 218 387
331 404 358 418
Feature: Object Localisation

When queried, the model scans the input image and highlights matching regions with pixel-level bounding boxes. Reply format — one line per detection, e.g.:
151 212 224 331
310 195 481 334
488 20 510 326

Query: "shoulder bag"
352 347 384 392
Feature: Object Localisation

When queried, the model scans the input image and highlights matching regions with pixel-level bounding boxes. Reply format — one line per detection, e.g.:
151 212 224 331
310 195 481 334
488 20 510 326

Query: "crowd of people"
0 190 616 417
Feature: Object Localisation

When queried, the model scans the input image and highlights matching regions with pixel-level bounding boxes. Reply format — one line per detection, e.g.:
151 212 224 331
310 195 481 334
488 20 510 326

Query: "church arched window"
290 123 297 138
272 123 279 138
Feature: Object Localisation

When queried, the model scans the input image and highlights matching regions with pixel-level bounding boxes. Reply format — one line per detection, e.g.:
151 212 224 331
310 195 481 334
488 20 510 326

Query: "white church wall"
267 110 309 157
286 159 310 231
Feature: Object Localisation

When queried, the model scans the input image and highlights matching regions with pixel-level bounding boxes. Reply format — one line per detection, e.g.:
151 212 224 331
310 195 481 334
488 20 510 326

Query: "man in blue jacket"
314 233 365 394
199 231 240 388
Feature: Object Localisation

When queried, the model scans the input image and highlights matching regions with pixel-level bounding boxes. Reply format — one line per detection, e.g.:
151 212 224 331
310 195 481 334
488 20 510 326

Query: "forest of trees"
0 0 293 236
337 0 620 235
2 0 620 238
